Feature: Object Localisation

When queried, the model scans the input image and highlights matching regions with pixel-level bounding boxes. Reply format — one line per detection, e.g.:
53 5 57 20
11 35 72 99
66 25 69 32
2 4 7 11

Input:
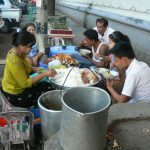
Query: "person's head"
12 31 36 55
109 31 131 49
109 41 135 70
22 23 36 34
83 29 99 46
96 17 108 35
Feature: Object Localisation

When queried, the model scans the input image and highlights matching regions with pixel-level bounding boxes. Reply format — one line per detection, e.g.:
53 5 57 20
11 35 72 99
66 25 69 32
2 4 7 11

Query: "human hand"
36 67 43 72
109 63 115 69
93 53 101 59
45 69 57 77
79 41 85 47
106 79 114 89
32 67 43 73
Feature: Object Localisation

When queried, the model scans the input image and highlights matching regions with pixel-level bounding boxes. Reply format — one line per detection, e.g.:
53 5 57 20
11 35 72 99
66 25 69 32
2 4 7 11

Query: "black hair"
83 29 99 41
22 23 36 31
109 41 135 59
12 31 36 47
109 31 131 45
96 17 108 27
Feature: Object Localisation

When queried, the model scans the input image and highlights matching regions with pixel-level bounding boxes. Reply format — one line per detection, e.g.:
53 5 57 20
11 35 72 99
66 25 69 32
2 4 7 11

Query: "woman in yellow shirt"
1 31 56 108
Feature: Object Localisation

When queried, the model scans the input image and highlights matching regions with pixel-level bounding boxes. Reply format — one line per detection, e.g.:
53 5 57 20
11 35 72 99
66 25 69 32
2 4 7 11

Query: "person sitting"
107 41 150 103
83 29 110 67
72 29 109 68
1 31 56 108
93 17 114 45
100 31 131 83
22 23 47 67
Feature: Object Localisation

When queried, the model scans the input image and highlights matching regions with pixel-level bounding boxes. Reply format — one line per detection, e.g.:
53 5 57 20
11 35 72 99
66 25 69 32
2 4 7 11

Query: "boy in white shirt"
107 41 150 103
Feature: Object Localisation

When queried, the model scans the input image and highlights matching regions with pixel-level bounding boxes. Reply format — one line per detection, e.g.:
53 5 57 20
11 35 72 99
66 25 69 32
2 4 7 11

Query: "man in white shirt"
93 17 114 45
107 41 150 103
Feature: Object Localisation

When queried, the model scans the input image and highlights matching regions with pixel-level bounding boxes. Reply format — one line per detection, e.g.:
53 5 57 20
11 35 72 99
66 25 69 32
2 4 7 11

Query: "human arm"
33 52 44 66
10 59 56 87
106 79 131 103
9 61 33 88
77 40 91 51
83 44 109 67
32 66 43 73
31 69 57 84
98 44 110 63
106 72 138 103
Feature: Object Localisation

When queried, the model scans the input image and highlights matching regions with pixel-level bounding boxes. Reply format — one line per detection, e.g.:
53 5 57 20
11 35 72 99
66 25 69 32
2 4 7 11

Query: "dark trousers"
1 82 52 108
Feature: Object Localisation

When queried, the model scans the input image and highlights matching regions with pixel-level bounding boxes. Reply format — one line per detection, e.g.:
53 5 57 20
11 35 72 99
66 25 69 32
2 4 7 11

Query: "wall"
56 0 150 65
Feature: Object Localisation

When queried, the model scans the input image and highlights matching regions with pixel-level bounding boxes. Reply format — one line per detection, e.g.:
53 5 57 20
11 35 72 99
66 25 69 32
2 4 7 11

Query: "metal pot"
60 87 111 150
38 90 63 140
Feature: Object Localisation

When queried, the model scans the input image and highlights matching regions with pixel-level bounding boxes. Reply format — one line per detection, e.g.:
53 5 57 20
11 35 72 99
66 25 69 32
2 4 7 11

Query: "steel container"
38 90 63 140
60 87 111 150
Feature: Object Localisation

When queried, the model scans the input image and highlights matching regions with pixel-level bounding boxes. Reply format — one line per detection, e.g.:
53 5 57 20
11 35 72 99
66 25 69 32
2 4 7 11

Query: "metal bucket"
60 87 111 150
38 90 62 140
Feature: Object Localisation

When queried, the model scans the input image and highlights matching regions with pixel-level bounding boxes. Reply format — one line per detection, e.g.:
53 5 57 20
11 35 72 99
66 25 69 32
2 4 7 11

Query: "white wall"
56 0 150 25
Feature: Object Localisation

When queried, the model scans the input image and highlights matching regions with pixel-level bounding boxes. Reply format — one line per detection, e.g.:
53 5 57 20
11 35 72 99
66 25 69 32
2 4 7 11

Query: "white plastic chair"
51 37 65 46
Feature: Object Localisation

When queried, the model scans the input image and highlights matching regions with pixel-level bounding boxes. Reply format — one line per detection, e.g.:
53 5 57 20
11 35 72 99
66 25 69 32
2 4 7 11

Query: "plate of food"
79 49 91 56
97 68 119 79
49 67 100 89
41 54 79 69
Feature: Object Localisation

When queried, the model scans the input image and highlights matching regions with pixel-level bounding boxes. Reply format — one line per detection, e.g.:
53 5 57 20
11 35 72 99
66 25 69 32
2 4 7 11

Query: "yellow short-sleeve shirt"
2 49 33 95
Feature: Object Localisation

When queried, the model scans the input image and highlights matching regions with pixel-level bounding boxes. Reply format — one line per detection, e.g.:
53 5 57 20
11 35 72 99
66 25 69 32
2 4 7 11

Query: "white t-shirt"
122 59 150 103
93 27 114 45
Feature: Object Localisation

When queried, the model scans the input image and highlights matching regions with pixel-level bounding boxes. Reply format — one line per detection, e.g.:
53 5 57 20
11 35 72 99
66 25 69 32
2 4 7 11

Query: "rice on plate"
49 67 100 89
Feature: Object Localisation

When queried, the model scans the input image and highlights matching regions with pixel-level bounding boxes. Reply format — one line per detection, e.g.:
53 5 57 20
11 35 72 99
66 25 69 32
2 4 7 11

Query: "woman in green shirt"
1 31 56 108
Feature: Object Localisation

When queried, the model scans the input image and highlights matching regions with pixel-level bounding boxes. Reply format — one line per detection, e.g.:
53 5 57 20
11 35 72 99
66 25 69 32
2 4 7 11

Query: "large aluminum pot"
60 87 111 150
38 90 62 140
50 78 100 90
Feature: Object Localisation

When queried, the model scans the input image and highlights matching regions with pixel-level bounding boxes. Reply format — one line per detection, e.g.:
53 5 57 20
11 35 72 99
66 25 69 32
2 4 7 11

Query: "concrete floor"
111 120 150 150
44 103 150 150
